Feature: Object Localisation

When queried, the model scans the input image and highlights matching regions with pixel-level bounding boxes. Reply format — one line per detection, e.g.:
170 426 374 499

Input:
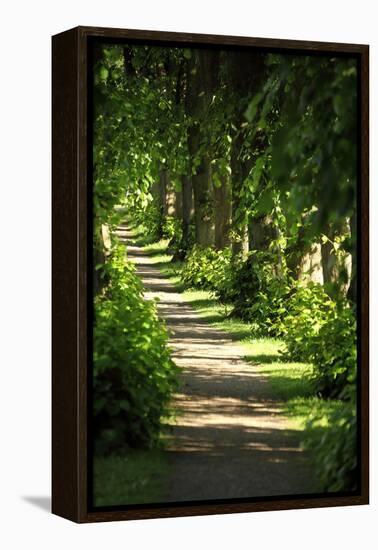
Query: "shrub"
311 305 357 399
217 251 291 336
304 402 357 492
278 282 335 360
135 202 162 241
133 198 183 241
93 246 179 455
169 223 195 260
280 283 357 398
181 245 232 291
162 215 181 241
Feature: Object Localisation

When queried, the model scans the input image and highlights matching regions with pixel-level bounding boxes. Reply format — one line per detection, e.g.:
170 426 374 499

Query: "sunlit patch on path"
117 225 314 502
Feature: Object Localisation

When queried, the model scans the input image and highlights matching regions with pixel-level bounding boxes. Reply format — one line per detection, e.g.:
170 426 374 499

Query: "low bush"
217 251 291 336
280 283 357 399
304 401 357 492
133 199 183 241
181 245 231 291
93 245 179 455
162 215 181 242
135 202 162 241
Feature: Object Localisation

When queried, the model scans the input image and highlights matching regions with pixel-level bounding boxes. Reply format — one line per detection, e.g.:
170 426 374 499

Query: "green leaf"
99 66 109 81
245 92 263 122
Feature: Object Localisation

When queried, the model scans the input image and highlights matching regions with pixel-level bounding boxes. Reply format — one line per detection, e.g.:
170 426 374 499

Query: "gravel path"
118 225 314 502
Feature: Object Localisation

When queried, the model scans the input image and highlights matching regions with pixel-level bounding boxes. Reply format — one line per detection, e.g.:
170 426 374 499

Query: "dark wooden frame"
52 26 369 523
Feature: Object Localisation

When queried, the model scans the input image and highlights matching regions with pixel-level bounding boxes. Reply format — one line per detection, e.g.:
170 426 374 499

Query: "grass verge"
93 449 168 507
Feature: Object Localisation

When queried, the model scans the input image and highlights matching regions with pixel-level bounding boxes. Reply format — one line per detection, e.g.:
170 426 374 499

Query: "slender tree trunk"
156 167 169 237
189 140 213 246
226 51 265 258
298 243 324 284
158 168 168 215
175 188 183 220
166 175 176 217
185 49 219 247
322 220 352 297
321 238 337 285
181 174 193 251
287 215 313 280
214 174 231 249
230 131 249 256
248 215 284 276
248 215 275 251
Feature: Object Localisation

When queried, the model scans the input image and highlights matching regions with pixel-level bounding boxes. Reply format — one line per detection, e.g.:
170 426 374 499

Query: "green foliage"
133 204 183 247
279 283 356 399
93 44 191 230
163 215 182 242
246 54 357 238
133 202 162 242
180 245 231 291
303 402 357 492
93 245 179 455
215 251 290 336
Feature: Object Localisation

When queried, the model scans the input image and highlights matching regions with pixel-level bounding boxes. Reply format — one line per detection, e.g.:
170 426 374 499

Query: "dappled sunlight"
165 421 303 454
173 393 283 417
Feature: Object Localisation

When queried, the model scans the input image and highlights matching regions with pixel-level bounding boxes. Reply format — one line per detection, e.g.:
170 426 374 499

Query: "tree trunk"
158 168 168 215
287 215 313 280
230 131 249 256
248 215 276 251
248 215 284 276
190 142 213 246
288 233 323 284
322 220 352 297
214 174 231 249
185 49 219 247
181 174 193 251
226 51 265 258
298 243 324 284
166 177 176 217
321 238 337 285
175 188 183 220
156 167 169 237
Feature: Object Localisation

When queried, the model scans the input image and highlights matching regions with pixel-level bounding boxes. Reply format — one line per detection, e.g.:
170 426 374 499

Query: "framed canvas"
52 26 369 523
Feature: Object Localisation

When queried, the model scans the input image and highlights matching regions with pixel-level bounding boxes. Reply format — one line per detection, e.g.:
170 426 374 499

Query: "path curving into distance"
117 224 314 502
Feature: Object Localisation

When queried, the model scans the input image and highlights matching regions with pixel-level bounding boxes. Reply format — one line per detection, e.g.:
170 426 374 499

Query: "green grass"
138 238 171 259
126 223 158 247
93 449 168 507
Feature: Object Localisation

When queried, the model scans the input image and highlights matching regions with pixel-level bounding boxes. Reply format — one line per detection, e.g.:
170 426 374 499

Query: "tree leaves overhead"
248 54 357 235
